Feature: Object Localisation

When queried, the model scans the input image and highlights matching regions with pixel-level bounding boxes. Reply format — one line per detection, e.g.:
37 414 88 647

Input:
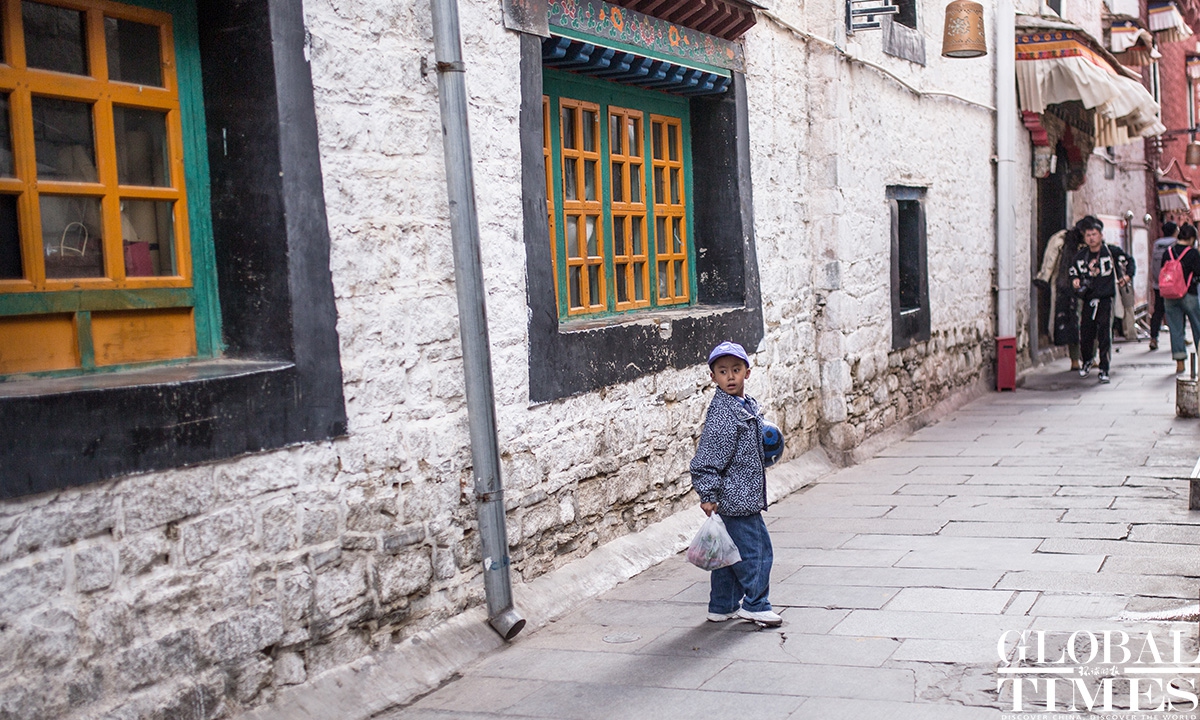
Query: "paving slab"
768 582 900 610
700 659 915 700
883 588 1014 614
504 682 805 720
829 609 1033 641
940 521 1129 539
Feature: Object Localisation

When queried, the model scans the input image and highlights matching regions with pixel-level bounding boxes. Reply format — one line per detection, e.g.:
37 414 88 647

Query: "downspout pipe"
430 0 526 641
996 0 1017 341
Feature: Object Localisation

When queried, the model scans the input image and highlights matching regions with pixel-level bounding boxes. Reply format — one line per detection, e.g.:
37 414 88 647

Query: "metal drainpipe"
995 0 1017 353
429 0 526 641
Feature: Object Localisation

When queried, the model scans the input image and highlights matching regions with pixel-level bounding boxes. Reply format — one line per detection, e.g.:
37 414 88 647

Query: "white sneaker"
707 611 738 622
738 608 783 626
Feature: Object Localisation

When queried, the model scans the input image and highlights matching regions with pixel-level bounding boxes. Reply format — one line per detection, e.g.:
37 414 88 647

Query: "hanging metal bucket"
942 0 987 58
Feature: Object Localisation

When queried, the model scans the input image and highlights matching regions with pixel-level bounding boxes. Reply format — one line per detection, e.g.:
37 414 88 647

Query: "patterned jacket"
689 389 767 516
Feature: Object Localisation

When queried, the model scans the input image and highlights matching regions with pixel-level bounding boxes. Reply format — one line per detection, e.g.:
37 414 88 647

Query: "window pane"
673 220 682 253
33 97 97 182
613 216 625 253
609 115 621 154
658 260 668 297
561 106 576 149
652 122 663 160
656 216 666 253
616 262 627 302
42 195 104 278
569 265 581 307
633 263 645 301
674 260 683 295
114 107 169 186
670 168 680 205
654 167 664 204
563 158 577 200
105 16 163 87
631 220 642 255
611 162 623 202
566 216 579 258
0 195 20 279
587 265 599 305
0 94 13 177
668 124 678 161
122 199 174 276
584 159 596 201
627 119 639 158
582 110 596 152
23 1 87 76
630 165 642 203
585 215 597 255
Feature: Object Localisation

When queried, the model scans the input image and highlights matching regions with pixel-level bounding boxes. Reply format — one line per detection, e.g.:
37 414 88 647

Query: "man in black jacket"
1069 215 1135 384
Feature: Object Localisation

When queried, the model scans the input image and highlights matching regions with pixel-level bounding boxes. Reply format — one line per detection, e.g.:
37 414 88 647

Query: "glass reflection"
114 107 169 186
121 199 174 276
42 195 104 278
24 1 87 76
33 97 97 182
105 17 163 86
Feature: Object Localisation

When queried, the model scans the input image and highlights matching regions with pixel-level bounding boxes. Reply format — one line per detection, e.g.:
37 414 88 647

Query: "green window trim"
544 69 696 322
0 0 220 378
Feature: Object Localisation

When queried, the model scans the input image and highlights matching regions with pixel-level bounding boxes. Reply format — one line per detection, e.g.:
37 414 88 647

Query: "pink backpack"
1159 246 1194 300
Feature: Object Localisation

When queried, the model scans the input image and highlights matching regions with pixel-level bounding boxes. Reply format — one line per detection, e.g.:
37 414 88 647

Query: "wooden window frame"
544 69 695 321
0 0 220 377
888 185 931 350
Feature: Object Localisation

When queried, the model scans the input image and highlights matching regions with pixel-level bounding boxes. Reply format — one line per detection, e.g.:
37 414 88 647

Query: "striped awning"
1149 1 1194 43
1016 29 1164 145
1159 184 1190 212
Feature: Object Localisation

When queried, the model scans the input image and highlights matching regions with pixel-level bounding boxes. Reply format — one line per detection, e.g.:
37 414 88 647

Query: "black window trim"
520 33 763 403
0 0 347 499
888 184 931 350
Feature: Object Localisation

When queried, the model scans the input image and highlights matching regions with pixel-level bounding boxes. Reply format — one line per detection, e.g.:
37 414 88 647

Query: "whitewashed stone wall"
0 0 1015 718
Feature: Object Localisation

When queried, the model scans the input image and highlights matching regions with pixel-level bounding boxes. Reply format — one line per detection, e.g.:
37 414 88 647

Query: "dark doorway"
1035 142 1069 348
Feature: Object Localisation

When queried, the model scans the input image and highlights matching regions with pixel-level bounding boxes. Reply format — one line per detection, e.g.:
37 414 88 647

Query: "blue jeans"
709 512 773 614
1164 293 1200 360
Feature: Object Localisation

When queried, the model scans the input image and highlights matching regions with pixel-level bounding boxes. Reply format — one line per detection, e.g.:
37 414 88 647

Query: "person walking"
1147 222 1179 351
1069 215 1135 384
1161 223 1200 374
1035 223 1086 369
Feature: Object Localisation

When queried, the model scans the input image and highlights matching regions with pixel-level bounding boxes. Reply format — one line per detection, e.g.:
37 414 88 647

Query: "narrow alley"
384 350 1200 719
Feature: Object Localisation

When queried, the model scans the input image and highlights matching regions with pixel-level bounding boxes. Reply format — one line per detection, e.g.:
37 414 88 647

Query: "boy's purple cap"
707 341 750 368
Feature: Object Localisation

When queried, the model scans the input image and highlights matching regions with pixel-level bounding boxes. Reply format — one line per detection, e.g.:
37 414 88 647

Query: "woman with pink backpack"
1160 223 1200 374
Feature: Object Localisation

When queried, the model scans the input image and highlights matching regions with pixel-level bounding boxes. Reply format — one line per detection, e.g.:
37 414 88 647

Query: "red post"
996 336 1016 391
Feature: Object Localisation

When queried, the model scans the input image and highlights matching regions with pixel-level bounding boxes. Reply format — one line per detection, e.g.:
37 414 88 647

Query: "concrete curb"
239 447 837 720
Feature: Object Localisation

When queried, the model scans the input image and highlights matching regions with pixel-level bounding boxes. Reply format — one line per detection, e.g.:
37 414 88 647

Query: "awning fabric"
1189 56 1200 79
1110 22 1153 54
1159 184 1190 212
1149 1 1194 43
1016 29 1165 145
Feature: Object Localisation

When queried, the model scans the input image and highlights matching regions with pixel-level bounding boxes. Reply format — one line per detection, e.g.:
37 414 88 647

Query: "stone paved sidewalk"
385 348 1200 719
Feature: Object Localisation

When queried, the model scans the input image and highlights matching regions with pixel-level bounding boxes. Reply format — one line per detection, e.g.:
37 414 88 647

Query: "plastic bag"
686 514 742 571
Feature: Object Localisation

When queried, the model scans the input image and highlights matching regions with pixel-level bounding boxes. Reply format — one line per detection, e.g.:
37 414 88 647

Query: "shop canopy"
1016 20 1165 145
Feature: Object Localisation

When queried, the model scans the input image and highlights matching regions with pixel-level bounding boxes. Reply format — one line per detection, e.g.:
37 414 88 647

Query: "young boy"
690 341 782 627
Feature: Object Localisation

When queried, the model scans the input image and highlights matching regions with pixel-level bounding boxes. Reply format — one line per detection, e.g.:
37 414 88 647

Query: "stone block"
203 604 284 664
74 545 115 593
346 497 399 532
122 466 216 533
17 607 78 668
233 654 274 703
382 525 426 553
114 629 201 691
181 507 254 565
274 650 306 686
300 508 339 545
260 501 296 554
375 548 433 604
340 533 376 551
11 491 118 559
118 532 169 576
305 631 371 677
84 600 140 653
0 558 64 616
314 559 368 616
